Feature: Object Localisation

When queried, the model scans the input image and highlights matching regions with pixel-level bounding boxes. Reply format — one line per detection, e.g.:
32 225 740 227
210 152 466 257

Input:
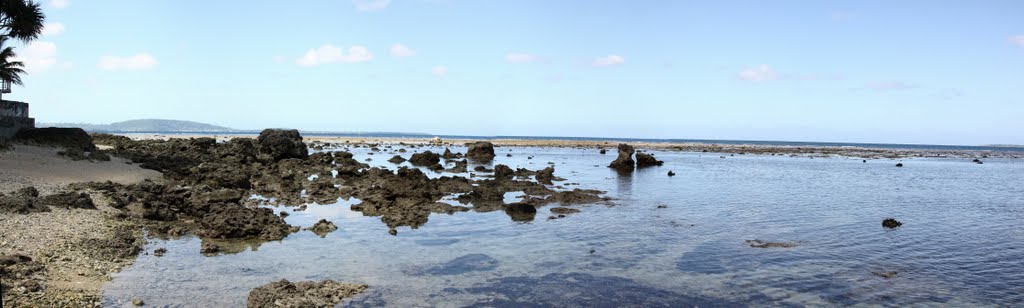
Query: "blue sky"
9 0 1024 145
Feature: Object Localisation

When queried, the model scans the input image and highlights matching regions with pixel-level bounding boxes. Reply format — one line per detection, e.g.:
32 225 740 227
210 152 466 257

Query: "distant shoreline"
113 132 1024 159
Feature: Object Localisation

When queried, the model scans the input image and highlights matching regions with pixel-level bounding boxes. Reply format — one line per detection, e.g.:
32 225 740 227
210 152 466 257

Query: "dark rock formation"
667 171 676 177
535 166 556 184
388 155 406 164
608 144 636 171
409 151 441 166
635 152 664 168
257 129 308 161
493 164 514 180
465 141 496 160
882 218 902 228
14 127 96 151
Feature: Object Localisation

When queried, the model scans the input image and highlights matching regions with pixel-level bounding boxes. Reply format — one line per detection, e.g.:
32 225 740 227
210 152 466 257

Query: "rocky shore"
121 134 1024 160
2 128 612 306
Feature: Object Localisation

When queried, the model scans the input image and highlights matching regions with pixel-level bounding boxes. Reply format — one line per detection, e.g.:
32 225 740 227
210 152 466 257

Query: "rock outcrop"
635 152 664 168
257 129 308 161
247 279 368 308
466 141 495 160
608 144 636 171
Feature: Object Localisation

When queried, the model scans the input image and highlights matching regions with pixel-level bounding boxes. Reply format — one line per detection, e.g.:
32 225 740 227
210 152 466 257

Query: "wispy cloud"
49 0 69 9
1010 35 1024 48
353 0 390 11
591 55 624 67
864 81 915 91
737 64 779 82
14 41 59 72
296 45 373 67
390 44 416 57
41 22 64 36
432 65 448 76
506 53 538 64
98 53 158 71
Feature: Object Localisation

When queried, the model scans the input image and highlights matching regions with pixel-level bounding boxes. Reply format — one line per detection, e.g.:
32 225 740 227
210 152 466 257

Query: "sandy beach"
1 145 161 306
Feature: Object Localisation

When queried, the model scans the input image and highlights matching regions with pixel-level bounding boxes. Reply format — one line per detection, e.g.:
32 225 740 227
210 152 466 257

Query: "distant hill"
39 119 239 133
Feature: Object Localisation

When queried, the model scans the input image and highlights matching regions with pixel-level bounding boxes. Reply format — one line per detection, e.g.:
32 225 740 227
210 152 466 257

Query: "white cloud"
591 55 625 67
737 64 779 82
1010 35 1024 48
506 53 537 64
432 65 448 76
296 45 374 67
42 22 65 36
14 41 58 72
864 81 914 91
353 0 390 11
390 44 416 57
98 53 158 71
49 0 69 9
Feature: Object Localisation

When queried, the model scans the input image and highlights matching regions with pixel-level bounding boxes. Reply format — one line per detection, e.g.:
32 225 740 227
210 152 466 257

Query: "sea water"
101 145 1024 307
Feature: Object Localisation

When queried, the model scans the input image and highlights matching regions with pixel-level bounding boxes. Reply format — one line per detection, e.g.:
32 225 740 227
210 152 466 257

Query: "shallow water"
102 146 1024 307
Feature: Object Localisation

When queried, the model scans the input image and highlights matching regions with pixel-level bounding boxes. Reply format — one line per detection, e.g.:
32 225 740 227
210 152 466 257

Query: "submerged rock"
872 271 898 279
667 171 676 177
466 141 496 160
420 253 499 276
550 207 580 214
882 218 902 228
745 239 800 248
608 144 636 172
636 152 664 168
505 203 537 222
247 279 368 308
895 163 903 167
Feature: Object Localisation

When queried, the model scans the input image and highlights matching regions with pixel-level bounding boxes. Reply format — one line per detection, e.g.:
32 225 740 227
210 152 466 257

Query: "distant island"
37 119 431 137
39 119 240 133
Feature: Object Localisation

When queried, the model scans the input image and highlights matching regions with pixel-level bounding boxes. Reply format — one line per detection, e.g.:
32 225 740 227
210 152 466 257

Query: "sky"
8 0 1024 145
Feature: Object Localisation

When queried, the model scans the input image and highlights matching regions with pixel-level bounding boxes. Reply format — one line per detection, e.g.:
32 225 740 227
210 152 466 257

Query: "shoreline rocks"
247 279 368 308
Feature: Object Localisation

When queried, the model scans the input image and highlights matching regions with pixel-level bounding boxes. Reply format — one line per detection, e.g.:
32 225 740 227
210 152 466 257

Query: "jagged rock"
247 279 368 308
882 218 902 228
608 144 636 171
305 219 339 237
466 141 496 160
442 148 462 159
536 166 556 184
409 151 441 166
388 155 406 164
493 164 514 180
257 129 308 161
635 152 664 168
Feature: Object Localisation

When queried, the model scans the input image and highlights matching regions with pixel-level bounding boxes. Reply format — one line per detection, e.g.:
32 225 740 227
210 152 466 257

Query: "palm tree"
1 0 46 42
0 36 26 100
0 0 44 98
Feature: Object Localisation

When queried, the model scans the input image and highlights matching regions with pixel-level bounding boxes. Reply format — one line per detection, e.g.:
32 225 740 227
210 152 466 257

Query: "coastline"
119 133 1023 160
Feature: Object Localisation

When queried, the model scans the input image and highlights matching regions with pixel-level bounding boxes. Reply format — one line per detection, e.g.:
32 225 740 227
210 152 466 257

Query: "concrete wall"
0 100 34 139
1 100 29 117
